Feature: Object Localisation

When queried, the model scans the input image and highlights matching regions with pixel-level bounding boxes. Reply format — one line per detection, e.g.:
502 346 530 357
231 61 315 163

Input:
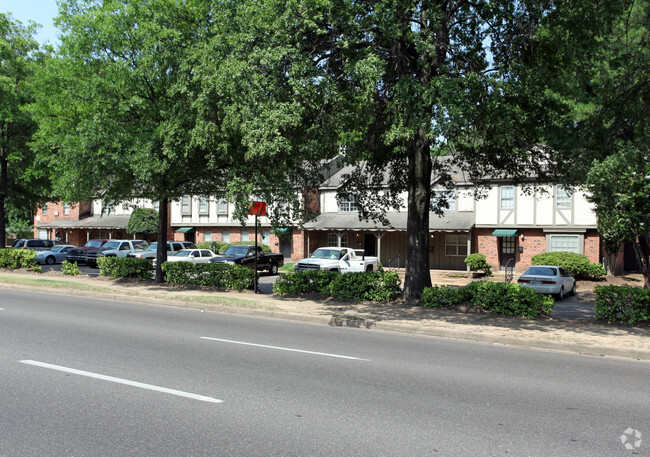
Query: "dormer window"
339 195 358 212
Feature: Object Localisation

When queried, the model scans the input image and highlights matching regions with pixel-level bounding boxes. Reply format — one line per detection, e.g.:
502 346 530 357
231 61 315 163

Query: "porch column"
466 231 471 272
375 232 385 266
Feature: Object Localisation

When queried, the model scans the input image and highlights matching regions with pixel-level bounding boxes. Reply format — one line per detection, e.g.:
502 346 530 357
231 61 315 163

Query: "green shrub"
531 252 605 280
272 270 338 295
464 253 493 276
420 281 554 318
161 262 254 291
194 241 271 254
61 260 81 276
594 286 650 324
98 256 153 279
0 248 37 269
326 272 402 302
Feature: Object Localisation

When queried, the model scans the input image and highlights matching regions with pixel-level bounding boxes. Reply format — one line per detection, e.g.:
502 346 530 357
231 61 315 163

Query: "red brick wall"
584 229 601 264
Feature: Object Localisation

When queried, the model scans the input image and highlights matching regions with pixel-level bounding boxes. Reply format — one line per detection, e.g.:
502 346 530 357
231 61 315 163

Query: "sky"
1 0 60 45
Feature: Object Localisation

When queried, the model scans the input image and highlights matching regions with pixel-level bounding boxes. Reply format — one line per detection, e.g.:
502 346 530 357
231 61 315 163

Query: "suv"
12 239 63 251
87 239 148 267
126 241 196 260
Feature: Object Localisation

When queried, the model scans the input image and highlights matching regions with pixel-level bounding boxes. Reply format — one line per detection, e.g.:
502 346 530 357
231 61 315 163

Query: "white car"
517 265 576 300
154 249 218 266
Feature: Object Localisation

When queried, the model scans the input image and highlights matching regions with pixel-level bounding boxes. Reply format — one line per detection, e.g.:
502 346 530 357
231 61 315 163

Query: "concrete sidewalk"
1 270 648 361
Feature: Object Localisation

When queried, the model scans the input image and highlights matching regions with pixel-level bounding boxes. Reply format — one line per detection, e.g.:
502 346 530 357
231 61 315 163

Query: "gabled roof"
303 211 474 232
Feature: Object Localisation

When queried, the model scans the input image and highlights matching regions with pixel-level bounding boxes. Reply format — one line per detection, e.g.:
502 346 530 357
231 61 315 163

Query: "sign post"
248 202 267 294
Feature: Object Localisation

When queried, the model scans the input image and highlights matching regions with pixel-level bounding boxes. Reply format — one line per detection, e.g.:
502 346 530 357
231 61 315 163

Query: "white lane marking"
19 360 222 403
201 337 370 361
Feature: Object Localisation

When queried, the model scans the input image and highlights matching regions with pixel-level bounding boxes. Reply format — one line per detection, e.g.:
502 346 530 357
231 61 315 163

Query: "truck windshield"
224 246 249 256
311 249 340 260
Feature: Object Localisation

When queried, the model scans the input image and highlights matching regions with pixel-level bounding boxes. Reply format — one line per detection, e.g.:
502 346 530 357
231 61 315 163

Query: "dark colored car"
65 239 110 264
210 245 284 275
12 239 63 251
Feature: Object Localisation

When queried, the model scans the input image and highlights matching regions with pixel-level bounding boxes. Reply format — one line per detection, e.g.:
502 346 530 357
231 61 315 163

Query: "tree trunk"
402 126 432 302
633 232 650 289
155 196 169 283
0 128 7 248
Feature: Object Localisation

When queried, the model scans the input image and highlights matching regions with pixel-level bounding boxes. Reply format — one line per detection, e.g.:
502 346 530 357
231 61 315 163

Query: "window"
340 234 349 247
241 231 249 242
549 235 580 253
63 202 70 215
222 231 230 243
328 233 338 247
153 201 160 211
500 186 515 210
261 231 269 244
203 231 212 242
445 234 468 257
181 196 191 215
556 186 572 209
431 190 457 212
339 196 358 212
198 196 209 215
42 203 48 216
217 198 228 214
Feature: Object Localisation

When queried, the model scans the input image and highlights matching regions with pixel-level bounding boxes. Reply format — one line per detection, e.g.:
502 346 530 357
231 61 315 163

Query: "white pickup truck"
294 247 379 273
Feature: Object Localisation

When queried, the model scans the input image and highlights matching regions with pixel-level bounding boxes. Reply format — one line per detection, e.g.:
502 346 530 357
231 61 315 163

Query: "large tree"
31 0 223 280
195 0 625 301
0 14 47 246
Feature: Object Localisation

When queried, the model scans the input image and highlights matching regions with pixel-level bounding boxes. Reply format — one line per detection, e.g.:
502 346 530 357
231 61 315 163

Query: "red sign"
248 201 267 216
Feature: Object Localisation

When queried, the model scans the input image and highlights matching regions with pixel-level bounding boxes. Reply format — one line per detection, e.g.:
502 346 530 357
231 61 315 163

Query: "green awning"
492 229 518 237
175 227 195 234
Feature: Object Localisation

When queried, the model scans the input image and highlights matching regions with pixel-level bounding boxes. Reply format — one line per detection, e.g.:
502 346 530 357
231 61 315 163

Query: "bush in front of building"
464 253 493 276
61 260 81 276
0 248 38 270
97 256 153 280
273 270 401 302
195 241 271 254
421 281 554 318
161 262 254 291
594 285 650 324
531 252 606 280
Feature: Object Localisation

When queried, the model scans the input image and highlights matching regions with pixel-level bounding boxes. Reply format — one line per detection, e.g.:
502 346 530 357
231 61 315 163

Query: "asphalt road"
1 288 647 456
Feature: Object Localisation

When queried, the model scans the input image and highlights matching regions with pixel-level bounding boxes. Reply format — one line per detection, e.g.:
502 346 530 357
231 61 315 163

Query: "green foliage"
126 208 159 235
32 265 42 273
61 260 81 276
98 256 153 280
594 286 650 324
464 253 493 276
531 252 605 280
0 248 37 269
421 281 554 318
194 241 271 254
161 262 254 292
273 271 401 302
5 216 33 240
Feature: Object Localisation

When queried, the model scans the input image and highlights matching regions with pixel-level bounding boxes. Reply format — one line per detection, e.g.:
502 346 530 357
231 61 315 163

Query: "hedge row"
531 252 605 280
421 281 555 318
98 257 153 280
194 241 271 254
594 286 650 324
161 262 254 292
273 270 402 302
0 248 38 270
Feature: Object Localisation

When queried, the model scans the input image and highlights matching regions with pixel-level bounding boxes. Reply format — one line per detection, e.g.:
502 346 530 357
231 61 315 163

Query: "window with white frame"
203 231 212 242
549 235 580 253
500 186 515 210
217 198 228 214
339 195 358 212
556 186 572 209
431 190 457 212
153 201 160 211
63 202 70 215
340 233 348 247
181 196 191 215
222 231 230 243
241 231 249 242
445 234 468 256
261 231 269 244
328 233 338 247
42 203 48 216
198 196 209 215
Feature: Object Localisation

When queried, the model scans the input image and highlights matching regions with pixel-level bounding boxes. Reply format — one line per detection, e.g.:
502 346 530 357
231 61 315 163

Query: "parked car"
66 239 110 265
154 249 219 266
294 247 378 273
11 239 63 251
517 265 576 300
209 245 284 275
86 239 148 267
126 241 196 260
34 245 77 265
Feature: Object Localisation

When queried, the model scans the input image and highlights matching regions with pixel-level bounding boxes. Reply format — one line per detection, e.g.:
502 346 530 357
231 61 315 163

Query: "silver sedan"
516 265 576 300
34 245 78 265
